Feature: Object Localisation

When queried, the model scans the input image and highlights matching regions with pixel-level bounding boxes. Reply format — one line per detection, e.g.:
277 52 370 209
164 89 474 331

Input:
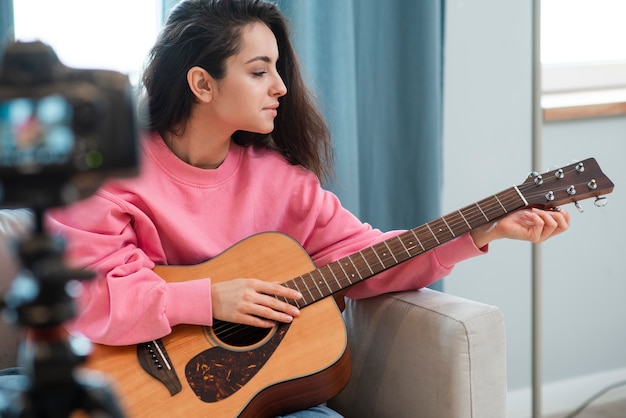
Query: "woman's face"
210 22 287 135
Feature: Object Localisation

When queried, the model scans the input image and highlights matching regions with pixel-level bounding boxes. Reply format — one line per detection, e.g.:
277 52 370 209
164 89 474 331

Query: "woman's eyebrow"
244 55 275 64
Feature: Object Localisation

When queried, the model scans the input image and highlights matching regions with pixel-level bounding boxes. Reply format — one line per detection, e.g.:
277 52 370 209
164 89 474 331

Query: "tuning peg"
574 201 584 213
588 179 598 190
594 197 608 207
529 171 543 185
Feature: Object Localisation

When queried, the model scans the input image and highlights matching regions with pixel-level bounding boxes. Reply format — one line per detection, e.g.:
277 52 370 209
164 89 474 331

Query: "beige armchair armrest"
328 288 507 418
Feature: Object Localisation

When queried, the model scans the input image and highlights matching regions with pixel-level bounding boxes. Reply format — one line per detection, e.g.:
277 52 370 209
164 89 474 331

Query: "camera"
0 40 140 209
0 40 138 417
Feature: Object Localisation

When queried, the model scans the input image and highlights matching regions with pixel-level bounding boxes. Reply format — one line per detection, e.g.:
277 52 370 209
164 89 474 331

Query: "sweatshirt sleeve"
45 192 214 346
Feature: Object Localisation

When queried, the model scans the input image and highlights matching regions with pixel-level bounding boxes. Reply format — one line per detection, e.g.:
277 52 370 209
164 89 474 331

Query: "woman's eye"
252 71 267 77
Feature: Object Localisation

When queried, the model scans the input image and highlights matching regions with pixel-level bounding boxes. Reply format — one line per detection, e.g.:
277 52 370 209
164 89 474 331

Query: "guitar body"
85 232 351 418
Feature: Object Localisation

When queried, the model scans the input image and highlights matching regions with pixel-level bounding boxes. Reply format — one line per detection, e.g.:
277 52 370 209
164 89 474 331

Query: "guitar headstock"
519 158 614 210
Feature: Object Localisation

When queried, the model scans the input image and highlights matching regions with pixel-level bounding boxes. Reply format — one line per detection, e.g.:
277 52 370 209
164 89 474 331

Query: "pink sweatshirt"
46 134 486 346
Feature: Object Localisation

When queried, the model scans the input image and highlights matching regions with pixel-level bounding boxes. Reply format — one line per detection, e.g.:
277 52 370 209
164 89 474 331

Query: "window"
541 0 626 93
13 0 162 85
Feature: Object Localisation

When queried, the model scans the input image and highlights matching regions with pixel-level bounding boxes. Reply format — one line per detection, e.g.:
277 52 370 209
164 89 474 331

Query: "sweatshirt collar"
145 132 243 187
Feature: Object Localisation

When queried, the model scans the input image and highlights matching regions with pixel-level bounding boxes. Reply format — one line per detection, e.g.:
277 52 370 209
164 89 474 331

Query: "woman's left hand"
470 207 571 249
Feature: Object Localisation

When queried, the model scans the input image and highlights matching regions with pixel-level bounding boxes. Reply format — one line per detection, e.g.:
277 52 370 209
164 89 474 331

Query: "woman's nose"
272 74 287 97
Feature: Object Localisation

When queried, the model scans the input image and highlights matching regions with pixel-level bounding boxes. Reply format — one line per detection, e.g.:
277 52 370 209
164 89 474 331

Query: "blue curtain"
276 0 444 235
277 0 445 290
0 0 14 50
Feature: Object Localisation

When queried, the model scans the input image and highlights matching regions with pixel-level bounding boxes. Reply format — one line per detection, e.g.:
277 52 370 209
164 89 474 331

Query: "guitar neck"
283 186 527 308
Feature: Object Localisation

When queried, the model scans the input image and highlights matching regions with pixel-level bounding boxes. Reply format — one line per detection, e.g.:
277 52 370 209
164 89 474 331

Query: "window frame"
542 62 626 94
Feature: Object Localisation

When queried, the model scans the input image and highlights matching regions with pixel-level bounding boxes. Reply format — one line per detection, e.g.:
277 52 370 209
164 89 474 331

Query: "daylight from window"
541 0 626 65
12 0 625 92
13 0 161 84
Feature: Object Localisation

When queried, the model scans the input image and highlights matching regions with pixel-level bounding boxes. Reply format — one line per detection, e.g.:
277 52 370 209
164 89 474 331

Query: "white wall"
442 0 626 416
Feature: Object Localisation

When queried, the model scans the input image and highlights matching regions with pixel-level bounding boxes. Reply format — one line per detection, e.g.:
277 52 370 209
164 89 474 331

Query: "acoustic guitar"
84 158 614 417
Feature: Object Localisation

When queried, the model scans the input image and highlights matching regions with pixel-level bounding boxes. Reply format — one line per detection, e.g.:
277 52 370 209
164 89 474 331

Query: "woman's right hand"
211 278 302 327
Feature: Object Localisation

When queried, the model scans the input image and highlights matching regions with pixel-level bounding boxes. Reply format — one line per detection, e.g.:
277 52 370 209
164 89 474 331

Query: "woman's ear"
187 66 214 102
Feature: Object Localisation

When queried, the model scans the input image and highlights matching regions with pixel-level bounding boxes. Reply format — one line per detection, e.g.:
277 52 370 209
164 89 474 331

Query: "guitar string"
292 163 598 306
292 189 536 305
293 165 595 307
215 163 599 340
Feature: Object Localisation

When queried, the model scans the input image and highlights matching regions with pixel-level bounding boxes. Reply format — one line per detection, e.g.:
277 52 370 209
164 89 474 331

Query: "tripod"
0 207 125 418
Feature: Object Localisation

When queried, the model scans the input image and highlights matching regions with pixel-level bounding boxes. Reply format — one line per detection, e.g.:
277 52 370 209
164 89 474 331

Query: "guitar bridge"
137 339 182 396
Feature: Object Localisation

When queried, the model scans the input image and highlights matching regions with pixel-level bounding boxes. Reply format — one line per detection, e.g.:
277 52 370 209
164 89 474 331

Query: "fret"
479 195 508 220
366 245 387 272
425 223 440 245
281 281 295 298
324 264 345 289
310 270 333 295
336 260 354 286
503 188 526 211
357 250 375 275
397 235 413 258
298 274 319 302
330 262 351 287
445 212 470 236
374 242 395 267
413 224 437 251
327 263 345 288
306 272 325 300
289 279 309 305
399 232 424 257
320 264 341 290
409 229 426 252
345 255 363 280
335 263 350 287
387 236 410 263
429 218 455 243
493 194 507 213
513 185 528 205
280 294 302 309
346 254 367 279
458 209 471 230
441 216 455 237
361 247 385 274
475 202 489 222
382 241 398 264
276 293 294 308
460 204 486 229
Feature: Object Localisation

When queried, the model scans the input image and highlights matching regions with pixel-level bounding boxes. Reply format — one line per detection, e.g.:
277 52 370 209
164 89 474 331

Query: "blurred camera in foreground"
0 40 140 209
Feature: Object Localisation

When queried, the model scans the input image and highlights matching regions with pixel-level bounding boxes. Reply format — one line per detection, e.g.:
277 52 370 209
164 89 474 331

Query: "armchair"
329 288 508 418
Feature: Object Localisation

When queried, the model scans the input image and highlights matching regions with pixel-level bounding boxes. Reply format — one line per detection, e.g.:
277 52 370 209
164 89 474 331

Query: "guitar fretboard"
281 186 527 308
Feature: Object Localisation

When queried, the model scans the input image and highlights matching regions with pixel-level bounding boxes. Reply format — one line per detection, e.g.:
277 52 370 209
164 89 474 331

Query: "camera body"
0 40 140 209
0 41 138 417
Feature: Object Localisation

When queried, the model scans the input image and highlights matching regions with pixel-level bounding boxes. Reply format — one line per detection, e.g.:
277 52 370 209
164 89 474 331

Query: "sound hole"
211 320 272 347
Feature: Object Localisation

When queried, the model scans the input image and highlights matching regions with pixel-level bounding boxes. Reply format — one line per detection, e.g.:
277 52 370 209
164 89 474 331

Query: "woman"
44 0 570 416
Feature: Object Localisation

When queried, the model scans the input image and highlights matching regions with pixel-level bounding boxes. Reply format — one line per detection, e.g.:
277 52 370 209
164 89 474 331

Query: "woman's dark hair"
141 0 334 181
